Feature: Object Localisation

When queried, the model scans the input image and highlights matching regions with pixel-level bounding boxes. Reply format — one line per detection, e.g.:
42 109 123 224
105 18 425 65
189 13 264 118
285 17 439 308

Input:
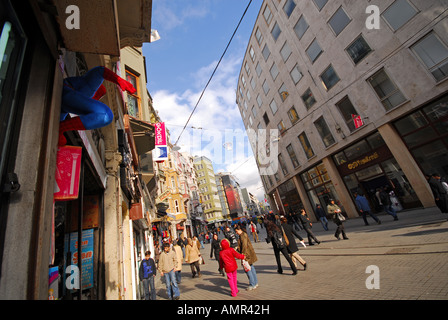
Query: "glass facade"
334 132 421 211
394 94 448 179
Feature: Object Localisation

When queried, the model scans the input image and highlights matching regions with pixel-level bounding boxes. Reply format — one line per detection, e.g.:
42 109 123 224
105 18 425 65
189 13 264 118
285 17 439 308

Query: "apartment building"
237 0 448 220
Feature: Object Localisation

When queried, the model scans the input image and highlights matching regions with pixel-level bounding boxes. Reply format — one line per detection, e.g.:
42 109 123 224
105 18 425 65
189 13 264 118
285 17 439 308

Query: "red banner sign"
54 146 82 201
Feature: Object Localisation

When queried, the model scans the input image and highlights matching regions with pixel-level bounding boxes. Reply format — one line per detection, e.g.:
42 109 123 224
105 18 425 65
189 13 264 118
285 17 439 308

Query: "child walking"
219 238 246 297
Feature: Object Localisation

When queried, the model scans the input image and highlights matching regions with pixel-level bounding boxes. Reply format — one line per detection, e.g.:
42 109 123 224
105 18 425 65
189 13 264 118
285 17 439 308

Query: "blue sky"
142 0 266 200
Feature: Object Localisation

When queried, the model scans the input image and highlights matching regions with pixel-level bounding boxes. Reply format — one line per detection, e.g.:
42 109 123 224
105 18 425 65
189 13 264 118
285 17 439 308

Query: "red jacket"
219 239 245 273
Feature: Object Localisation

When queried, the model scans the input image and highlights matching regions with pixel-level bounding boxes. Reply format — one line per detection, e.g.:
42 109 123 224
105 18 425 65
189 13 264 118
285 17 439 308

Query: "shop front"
277 178 303 214
300 162 345 219
52 141 107 300
333 132 421 213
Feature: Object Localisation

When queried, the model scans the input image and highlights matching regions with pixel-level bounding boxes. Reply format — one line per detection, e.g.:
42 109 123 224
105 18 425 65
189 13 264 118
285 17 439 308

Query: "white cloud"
152 55 266 201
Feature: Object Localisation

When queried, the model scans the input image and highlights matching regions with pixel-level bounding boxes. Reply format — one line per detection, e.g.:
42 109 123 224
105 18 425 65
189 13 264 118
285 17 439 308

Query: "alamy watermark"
365 265 380 289
366 5 381 30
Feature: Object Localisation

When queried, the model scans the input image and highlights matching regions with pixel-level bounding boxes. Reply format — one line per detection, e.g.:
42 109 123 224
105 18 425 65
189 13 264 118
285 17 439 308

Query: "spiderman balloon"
58 66 136 146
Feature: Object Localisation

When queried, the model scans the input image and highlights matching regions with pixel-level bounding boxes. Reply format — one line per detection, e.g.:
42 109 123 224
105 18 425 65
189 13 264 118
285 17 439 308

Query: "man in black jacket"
224 225 238 249
298 209 321 245
139 251 157 300
280 217 307 270
429 173 448 214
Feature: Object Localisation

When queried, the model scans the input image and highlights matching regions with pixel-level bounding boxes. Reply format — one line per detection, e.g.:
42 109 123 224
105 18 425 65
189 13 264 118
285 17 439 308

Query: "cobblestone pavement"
154 207 448 300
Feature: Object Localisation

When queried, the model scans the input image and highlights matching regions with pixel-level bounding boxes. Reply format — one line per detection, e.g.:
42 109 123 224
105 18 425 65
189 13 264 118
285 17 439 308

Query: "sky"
142 0 266 201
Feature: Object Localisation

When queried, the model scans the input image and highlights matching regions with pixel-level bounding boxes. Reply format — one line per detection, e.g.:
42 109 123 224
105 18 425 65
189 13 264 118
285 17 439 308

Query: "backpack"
272 229 287 249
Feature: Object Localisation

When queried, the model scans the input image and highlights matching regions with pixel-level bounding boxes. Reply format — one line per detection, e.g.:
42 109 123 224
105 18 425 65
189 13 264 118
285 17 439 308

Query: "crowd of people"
138 177 448 300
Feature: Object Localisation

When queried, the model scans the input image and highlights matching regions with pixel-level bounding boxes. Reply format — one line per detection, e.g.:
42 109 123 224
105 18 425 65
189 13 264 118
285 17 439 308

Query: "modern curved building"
237 0 448 220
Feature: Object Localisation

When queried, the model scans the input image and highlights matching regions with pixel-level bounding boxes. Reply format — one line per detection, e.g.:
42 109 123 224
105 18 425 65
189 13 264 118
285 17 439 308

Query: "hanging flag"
54 146 82 201
352 114 364 129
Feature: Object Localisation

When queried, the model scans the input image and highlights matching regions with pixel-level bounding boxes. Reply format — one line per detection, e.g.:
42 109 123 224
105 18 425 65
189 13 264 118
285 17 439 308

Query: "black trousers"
334 222 348 239
272 243 297 273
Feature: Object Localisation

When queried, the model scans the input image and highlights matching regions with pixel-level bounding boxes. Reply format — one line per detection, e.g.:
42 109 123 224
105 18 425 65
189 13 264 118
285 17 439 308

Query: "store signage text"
347 152 379 170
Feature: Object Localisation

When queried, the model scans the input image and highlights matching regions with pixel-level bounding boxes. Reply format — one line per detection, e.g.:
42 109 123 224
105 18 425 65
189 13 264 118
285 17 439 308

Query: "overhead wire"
174 0 253 146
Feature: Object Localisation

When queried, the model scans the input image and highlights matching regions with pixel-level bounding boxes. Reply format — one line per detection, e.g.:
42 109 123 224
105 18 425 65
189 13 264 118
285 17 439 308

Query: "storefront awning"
128 116 155 155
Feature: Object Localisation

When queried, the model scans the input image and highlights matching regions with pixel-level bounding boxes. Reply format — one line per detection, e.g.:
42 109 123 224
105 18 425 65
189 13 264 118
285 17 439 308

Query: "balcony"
51 0 153 56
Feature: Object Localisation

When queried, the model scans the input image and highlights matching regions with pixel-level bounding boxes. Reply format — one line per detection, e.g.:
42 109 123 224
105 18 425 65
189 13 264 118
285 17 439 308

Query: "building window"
287 106 300 124
280 41 292 62
301 88 316 109
256 62 262 77
279 83 289 101
314 116 336 147
262 44 271 61
277 120 286 135
346 35 372 64
283 0 296 18
270 62 279 80
313 0 328 11
286 144 300 168
294 15 309 40
306 38 323 63
298 132 315 159
255 27 263 45
382 0 417 31
126 70 140 118
250 77 256 90
368 69 406 111
290 64 303 84
411 32 448 82
252 106 257 117
263 5 273 25
249 116 253 126
244 61 251 76
328 7 351 36
278 154 289 175
241 75 246 88
269 99 278 115
250 46 255 61
246 89 251 101
271 22 282 42
336 96 364 132
256 94 263 107
320 65 340 91
262 79 270 95
263 112 270 125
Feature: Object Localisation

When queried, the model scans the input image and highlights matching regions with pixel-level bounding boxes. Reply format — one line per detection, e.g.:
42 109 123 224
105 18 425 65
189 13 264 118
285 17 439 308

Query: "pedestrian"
185 238 202 278
280 217 307 271
428 173 448 214
354 192 381 225
154 241 161 267
235 225 259 290
210 233 224 276
158 243 180 300
224 225 239 249
315 204 329 231
249 221 259 243
139 251 157 300
219 238 246 297
173 240 183 284
380 187 399 221
265 219 298 275
298 209 321 245
198 232 205 249
327 199 349 240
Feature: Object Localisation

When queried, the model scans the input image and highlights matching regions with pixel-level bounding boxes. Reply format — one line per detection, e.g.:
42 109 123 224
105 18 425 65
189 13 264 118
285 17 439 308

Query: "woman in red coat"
219 239 245 297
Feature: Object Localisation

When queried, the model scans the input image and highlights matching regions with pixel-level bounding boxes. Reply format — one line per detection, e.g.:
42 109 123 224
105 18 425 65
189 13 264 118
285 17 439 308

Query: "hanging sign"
54 146 82 201
352 114 364 129
153 122 168 162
